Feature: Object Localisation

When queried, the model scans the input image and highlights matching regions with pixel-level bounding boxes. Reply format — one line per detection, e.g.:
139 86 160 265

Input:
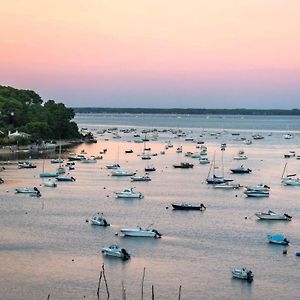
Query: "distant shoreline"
72 107 300 116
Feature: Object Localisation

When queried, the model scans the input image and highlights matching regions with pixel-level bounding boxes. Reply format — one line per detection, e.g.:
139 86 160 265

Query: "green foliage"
0 85 80 143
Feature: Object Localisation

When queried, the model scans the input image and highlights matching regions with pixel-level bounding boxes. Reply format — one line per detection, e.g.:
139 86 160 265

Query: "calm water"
1 114 300 300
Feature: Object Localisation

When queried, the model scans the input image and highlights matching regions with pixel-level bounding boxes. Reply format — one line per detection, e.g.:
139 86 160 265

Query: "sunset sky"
1 0 300 108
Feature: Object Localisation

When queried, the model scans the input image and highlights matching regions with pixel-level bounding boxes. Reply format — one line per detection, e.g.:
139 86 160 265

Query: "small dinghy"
171 203 206 211
231 165 252 174
91 213 110 226
44 179 57 187
101 245 131 260
131 173 151 182
120 227 162 238
267 234 289 245
231 268 253 281
56 175 76 182
15 187 41 196
115 187 143 198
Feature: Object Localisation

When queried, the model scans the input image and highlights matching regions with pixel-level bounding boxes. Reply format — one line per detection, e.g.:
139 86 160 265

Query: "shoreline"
0 139 82 157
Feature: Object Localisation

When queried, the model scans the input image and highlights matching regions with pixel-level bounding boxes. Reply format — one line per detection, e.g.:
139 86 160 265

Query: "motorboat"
15 187 41 196
115 187 143 198
44 180 57 187
145 165 156 172
91 213 110 226
267 234 289 245
51 158 64 164
171 203 206 211
101 245 131 260
18 161 37 169
131 173 151 182
284 151 296 158
111 169 136 176
56 175 76 182
231 165 252 174
244 190 269 197
56 166 66 174
245 184 270 191
176 146 183 153
199 157 210 164
231 268 253 281
244 139 252 145
40 172 58 178
255 210 292 221
213 182 240 189
81 157 97 163
173 162 194 169
233 150 248 160
106 164 120 169
120 227 162 238
125 149 133 153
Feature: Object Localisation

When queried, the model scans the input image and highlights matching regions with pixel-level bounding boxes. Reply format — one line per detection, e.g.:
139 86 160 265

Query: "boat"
173 162 194 169
171 203 206 210
244 139 252 145
115 187 143 198
199 156 210 164
0 177 4 184
56 166 66 174
91 213 110 226
244 190 269 197
111 169 136 176
15 187 41 196
44 179 57 187
81 157 97 163
40 159 58 178
255 210 292 221
18 161 37 169
145 165 156 172
267 234 289 245
281 162 300 185
131 173 151 182
101 245 131 260
233 150 248 160
106 163 120 169
231 268 253 281
213 182 240 189
56 175 76 182
51 158 64 164
230 165 252 174
245 184 270 191
125 149 133 153
176 146 183 153
120 227 162 238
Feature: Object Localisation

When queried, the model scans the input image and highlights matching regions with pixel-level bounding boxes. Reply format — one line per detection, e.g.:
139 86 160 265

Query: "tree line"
73 107 300 115
0 85 80 145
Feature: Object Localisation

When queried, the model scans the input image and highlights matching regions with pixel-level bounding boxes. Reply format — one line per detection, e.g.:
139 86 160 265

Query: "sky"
1 0 300 109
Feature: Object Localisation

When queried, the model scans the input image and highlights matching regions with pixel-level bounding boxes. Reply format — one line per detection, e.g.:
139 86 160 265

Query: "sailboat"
206 151 233 184
40 155 58 178
281 162 300 186
56 142 66 174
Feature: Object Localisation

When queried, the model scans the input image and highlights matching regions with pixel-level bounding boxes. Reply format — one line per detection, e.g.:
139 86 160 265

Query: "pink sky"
1 0 300 108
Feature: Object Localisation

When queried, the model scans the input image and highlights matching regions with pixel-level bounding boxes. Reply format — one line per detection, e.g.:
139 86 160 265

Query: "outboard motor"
284 213 292 220
152 229 162 238
246 271 253 282
71 176 76 182
121 248 130 260
0 177 4 184
200 203 206 210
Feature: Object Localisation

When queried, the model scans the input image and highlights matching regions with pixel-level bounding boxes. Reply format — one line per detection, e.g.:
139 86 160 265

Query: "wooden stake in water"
141 267 146 300
122 281 126 300
97 264 110 298
151 285 155 300
178 285 182 300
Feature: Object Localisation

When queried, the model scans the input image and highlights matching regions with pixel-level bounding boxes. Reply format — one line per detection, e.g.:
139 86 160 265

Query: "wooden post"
178 285 182 300
97 269 103 297
151 285 154 300
122 281 126 300
102 264 110 298
47 294 50 300
141 267 146 300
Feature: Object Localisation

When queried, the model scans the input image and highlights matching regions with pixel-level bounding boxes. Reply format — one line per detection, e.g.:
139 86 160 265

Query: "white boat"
44 180 57 187
120 227 162 238
199 156 210 164
255 210 292 221
91 213 110 226
81 157 97 163
244 139 252 145
245 184 270 191
15 187 41 196
131 173 151 182
115 187 143 198
111 169 136 176
18 161 37 169
106 163 120 169
56 166 66 174
281 176 300 186
51 158 64 164
244 190 269 197
214 182 240 189
231 268 253 281
101 245 131 260
233 150 248 160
